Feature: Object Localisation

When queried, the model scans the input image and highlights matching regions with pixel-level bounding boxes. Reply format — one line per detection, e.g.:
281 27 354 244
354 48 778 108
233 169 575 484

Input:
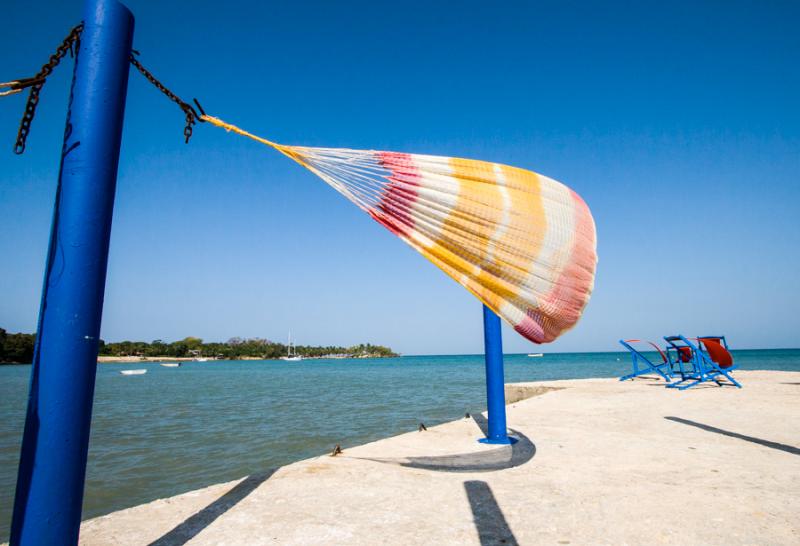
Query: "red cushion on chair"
699 338 734 368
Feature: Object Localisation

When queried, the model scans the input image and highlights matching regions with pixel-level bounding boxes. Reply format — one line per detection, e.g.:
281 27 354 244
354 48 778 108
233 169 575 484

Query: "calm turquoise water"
1 349 799 540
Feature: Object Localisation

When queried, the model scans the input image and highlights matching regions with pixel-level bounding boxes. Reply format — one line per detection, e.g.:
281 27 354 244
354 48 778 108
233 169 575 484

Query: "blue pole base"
478 435 519 445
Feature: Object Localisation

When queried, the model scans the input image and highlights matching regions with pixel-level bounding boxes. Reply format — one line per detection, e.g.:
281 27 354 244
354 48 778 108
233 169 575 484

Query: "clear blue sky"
1 1 798 354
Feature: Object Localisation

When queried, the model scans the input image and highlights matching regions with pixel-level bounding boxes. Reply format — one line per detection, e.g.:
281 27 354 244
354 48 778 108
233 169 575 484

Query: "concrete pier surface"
78 370 799 545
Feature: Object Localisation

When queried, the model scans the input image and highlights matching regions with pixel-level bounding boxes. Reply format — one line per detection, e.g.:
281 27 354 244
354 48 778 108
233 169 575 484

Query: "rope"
0 78 45 97
200 115 280 150
200 115 306 166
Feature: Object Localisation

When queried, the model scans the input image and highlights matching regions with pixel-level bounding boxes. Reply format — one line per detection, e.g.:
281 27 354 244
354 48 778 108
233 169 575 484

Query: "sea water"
1 349 798 540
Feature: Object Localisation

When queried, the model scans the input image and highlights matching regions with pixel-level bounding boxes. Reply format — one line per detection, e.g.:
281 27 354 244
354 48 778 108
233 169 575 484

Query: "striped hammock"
203 115 597 344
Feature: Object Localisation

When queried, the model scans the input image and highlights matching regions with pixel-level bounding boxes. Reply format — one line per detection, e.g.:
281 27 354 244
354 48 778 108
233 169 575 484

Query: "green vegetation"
99 337 398 359
0 328 36 363
0 328 399 363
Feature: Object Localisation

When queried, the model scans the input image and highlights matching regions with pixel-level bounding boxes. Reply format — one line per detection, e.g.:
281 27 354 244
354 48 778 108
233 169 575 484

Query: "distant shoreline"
1 328 399 363
96 355 396 363
98 356 195 363
2 347 797 366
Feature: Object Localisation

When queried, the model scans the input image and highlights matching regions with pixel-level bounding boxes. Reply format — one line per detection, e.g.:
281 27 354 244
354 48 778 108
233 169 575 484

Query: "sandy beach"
97 356 196 363
76 370 800 545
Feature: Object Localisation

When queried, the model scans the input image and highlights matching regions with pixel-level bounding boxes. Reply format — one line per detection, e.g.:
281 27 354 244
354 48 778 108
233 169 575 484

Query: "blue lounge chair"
619 339 673 382
664 335 742 390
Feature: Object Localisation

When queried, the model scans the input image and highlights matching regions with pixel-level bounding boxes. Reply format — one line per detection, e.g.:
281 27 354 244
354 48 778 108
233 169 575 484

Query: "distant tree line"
98 337 398 359
0 328 36 363
0 328 398 363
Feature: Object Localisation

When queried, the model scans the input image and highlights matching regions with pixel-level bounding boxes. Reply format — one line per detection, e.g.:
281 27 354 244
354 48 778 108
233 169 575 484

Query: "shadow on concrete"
471 412 490 435
665 416 800 456
464 480 519 546
351 414 535 473
148 471 275 546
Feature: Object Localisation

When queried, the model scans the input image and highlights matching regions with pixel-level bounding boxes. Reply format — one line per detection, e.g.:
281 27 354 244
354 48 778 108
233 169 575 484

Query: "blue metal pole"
479 305 516 444
10 1 134 544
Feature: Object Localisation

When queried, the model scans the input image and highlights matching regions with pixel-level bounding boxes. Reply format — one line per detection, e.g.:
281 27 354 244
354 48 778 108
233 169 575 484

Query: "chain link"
129 54 202 143
12 23 84 154
5 23 203 153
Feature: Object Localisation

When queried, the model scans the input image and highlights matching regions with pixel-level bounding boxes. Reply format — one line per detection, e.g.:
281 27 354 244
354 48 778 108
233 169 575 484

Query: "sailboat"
280 332 303 361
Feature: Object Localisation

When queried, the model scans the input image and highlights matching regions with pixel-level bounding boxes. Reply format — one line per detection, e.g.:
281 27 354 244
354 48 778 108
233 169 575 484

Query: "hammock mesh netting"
203 115 597 344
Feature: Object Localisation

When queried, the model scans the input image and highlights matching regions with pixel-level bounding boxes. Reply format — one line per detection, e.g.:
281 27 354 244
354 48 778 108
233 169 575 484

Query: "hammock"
203 115 597 344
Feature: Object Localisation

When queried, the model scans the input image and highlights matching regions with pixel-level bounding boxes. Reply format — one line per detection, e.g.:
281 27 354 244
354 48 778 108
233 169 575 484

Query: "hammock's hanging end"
1 78 46 97
195 115 598 344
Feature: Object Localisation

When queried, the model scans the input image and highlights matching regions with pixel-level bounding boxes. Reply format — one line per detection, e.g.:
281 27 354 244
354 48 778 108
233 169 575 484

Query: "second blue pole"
479 305 516 444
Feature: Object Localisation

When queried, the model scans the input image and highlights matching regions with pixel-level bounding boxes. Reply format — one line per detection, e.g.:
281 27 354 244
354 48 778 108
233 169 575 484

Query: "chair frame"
619 339 673 382
663 335 742 390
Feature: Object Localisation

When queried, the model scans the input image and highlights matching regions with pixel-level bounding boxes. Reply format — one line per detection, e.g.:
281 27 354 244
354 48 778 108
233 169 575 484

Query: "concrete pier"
78 371 799 545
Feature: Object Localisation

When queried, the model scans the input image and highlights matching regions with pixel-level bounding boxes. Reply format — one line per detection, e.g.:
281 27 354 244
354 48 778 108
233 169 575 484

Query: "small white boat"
160 362 181 368
527 353 544 358
281 355 303 362
120 369 147 376
279 331 303 361
193 357 209 362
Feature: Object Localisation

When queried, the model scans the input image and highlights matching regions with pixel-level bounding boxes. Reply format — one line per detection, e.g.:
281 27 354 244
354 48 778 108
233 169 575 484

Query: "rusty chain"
129 52 204 144
3 22 205 154
5 23 84 154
